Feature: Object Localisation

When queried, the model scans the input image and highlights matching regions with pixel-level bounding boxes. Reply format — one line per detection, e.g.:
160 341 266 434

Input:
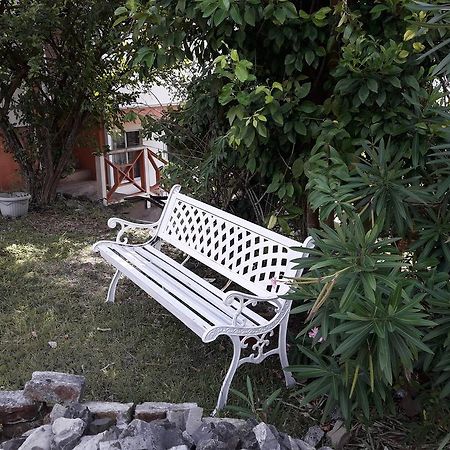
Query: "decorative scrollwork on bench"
240 331 275 364
202 300 291 343
223 291 282 327
107 218 160 245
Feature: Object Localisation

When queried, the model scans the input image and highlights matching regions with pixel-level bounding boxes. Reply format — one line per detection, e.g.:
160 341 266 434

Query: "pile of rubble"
0 371 340 450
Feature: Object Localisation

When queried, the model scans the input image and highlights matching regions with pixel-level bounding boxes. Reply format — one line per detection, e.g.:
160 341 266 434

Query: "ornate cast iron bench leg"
278 313 296 387
106 269 122 303
212 315 296 415
213 335 241 416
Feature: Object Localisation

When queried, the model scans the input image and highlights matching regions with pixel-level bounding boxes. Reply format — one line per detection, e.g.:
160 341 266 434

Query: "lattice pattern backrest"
157 191 310 296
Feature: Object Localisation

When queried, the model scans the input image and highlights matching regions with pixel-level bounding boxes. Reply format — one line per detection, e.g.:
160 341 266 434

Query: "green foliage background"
118 0 450 426
0 0 138 205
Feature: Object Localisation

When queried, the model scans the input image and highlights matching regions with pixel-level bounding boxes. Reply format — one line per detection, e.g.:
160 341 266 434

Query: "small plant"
226 376 282 423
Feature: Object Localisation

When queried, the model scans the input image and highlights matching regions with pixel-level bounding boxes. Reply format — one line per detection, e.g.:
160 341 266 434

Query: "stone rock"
237 420 259 450
191 420 240 449
142 419 186 448
182 430 195 448
0 391 40 424
109 419 164 450
51 417 86 450
50 403 91 425
326 420 350 450
278 433 301 450
295 439 315 450
21 428 39 438
71 428 121 450
202 417 246 429
83 401 134 425
184 406 203 435
303 425 325 447
88 417 116 435
18 425 52 450
134 402 167 422
191 422 214 443
317 447 334 450
214 421 240 449
196 439 228 450
168 446 189 450
69 437 95 450
2 420 44 439
98 443 121 450
24 372 85 404
135 402 197 430
0 437 26 450
253 422 281 450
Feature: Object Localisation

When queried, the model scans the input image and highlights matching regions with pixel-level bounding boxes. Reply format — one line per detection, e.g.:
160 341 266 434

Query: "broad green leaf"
404 29 416 41
305 50 315 66
358 85 369 104
235 62 249 82
244 7 256 26
268 215 277 229
367 79 378 93
272 81 283 91
230 49 239 62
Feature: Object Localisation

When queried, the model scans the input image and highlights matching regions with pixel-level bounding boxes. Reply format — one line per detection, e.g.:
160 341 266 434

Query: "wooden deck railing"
95 146 168 205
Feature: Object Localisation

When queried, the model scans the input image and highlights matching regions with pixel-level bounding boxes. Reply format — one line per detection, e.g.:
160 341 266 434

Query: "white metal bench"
93 185 313 413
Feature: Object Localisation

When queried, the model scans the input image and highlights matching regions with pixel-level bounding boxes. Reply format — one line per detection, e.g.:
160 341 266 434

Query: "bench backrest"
155 185 313 297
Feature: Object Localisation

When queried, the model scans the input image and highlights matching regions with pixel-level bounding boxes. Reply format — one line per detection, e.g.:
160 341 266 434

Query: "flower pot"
0 192 31 218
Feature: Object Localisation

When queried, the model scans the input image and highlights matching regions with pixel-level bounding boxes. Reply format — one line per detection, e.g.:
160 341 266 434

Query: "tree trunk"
306 202 319 230
31 112 87 206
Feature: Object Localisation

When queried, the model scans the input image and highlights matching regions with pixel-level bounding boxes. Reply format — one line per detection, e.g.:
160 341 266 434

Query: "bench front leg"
213 335 241 416
106 269 122 303
278 312 296 387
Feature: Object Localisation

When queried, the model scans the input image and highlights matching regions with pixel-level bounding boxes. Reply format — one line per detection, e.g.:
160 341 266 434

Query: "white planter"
0 192 31 218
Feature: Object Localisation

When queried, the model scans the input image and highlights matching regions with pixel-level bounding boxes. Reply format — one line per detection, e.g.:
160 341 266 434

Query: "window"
126 131 141 147
110 130 143 178
111 130 142 150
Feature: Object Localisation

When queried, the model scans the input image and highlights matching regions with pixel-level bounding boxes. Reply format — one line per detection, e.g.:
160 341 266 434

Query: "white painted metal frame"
93 185 314 413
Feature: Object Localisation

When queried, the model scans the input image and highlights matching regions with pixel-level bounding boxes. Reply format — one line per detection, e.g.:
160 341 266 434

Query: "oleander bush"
117 0 449 425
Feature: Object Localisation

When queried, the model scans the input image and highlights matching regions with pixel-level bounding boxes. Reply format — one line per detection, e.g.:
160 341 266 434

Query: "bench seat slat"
98 243 268 336
137 245 269 327
118 247 236 327
99 246 212 338
132 247 267 328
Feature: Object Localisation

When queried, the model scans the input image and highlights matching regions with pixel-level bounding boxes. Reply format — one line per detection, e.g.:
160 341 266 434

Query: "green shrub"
121 0 449 425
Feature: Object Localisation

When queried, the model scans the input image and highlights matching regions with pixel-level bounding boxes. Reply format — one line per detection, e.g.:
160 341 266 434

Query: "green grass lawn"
0 199 311 435
3 199 446 448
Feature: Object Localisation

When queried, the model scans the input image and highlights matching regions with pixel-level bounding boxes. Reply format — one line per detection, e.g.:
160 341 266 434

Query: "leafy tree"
118 0 449 427
0 0 137 206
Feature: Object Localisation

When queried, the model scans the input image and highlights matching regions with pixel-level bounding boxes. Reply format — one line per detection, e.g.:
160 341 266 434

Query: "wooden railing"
95 146 168 205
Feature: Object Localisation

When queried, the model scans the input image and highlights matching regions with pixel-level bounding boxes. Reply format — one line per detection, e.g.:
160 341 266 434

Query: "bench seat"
97 241 271 342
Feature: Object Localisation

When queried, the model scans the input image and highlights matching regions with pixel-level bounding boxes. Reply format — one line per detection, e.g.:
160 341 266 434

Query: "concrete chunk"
24 372 85 404
51 417 86 450
49 403 91 424
18 425 52 450
83 401 134 425
253 422 281 450
135 402 197 424
0 391 40 425
71 428 120 450
0 437 26 450
87 417 116 435
303 425 325 447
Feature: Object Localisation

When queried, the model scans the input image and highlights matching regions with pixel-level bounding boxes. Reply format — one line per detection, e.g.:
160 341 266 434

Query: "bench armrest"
107 217 160 244
223 291 281 327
